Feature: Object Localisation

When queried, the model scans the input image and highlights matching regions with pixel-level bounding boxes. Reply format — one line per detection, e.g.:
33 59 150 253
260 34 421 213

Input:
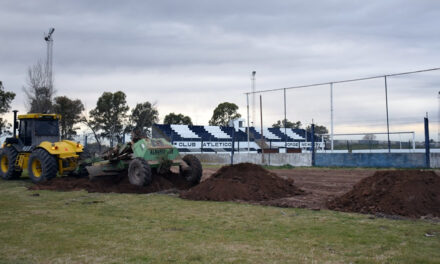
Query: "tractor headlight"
51 143 58 150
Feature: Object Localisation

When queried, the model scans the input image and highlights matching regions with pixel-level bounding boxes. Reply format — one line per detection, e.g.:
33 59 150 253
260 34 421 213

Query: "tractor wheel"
28 149 58 183
0 147 22 180
181 155 202 184
128 158 152 186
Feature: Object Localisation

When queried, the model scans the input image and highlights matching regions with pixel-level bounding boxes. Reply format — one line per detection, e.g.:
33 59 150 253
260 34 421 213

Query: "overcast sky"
1 0 439 140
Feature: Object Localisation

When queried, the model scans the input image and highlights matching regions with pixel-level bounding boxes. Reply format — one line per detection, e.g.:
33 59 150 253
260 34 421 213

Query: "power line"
245 67 440 95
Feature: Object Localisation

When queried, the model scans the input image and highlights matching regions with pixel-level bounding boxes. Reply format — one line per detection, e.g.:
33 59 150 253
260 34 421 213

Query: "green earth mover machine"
83 137 202 186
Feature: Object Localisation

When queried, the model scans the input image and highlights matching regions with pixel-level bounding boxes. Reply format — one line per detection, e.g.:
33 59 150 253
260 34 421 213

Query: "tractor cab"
17 114 61 147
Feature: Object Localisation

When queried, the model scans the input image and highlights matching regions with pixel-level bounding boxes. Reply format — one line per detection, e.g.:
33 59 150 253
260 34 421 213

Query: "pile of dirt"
180 163 304 201
327 170 440 218
29 171 193 194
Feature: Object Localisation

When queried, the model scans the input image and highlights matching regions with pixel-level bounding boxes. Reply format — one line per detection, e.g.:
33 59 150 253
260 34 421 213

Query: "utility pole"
438 91 440 142
260 95 265 164
251 71 256 127
283 88 287 149
246 93 250 152
330 83 334 152
44 28 55 88
384 75 391 153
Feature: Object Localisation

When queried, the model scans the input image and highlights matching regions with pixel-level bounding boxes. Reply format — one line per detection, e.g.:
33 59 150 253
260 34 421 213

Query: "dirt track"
28 165 440 218
201 167 374 209
30 166 373 210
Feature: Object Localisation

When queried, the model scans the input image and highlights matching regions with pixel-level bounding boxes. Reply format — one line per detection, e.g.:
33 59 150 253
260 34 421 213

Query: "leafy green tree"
306 124 329 135
272 119 302 129
208 102 241 126
127 101 159 137
53 96 85 139
164 112 192 125
89 91 129 147
0 81 16 136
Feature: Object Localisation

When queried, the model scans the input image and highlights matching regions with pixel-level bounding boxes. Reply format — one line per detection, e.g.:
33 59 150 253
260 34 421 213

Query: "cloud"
0 0 439 140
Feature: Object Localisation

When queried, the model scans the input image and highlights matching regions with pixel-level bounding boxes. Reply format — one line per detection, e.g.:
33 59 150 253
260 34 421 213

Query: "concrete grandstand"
152 124 323 153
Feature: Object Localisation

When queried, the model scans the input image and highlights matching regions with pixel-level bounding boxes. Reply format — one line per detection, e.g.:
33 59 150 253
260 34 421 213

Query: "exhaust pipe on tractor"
13 110 18 138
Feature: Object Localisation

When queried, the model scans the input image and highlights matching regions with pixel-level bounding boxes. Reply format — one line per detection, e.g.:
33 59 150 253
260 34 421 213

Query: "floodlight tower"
438 91 440 142
44 28 55 88
251 71 256 127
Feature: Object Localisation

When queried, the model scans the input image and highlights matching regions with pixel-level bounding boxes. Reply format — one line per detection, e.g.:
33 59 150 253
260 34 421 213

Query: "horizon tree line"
0 61 328 148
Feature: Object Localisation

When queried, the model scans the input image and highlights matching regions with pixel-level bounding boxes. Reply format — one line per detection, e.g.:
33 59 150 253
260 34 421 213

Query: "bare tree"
81 113 102 152
23 60 55 113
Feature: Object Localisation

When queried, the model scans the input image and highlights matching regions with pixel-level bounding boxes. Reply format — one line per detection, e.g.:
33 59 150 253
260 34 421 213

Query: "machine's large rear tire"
181 155 202 184
0 147 22 180
28 149 58 183
128 158 152 186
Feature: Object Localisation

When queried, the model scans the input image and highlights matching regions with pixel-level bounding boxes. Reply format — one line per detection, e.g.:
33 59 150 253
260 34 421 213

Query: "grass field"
0 179 439 264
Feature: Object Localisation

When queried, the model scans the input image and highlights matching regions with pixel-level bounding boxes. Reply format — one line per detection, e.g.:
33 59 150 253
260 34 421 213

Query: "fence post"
231 126 235 165
424 117 430 168
201 139 203 154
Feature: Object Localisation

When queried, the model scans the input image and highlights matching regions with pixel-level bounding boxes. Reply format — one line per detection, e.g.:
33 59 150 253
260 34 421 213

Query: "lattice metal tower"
44 28 55 88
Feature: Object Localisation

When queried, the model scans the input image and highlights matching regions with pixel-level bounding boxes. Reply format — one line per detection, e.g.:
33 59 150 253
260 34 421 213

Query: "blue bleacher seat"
219 126 248 141
268 127 293 141
189 125 228 141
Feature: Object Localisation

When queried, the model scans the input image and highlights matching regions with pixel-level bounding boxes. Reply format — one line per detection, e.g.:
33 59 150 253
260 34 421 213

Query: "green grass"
200 163 223 168
0 180 439 263
262 164 296 170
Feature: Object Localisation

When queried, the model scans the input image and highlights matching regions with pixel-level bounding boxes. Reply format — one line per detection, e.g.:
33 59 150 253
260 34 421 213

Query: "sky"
1 0 440 141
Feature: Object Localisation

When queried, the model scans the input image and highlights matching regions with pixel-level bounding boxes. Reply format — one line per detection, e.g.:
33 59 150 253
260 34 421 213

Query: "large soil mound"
180 163 304 201
29 172 193 194
327 170 440 218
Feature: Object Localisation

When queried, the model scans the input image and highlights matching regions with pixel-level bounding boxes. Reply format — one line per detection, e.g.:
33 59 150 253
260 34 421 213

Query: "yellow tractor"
0 111 83 183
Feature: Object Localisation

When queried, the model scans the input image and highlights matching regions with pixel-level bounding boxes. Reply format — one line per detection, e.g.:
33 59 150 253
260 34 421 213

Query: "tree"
81 114 102 152
89 91 129 147
272 119 302 129
0 81 16 136
23 61 55 113
164 112 192 125
362 134 376 141
208 102 241 126
53 96 85 139
306 124 329 135
128 101 159 137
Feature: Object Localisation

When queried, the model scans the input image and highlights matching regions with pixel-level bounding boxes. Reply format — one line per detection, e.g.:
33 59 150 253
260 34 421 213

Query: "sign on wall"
173 141 233 149
172 141 324 150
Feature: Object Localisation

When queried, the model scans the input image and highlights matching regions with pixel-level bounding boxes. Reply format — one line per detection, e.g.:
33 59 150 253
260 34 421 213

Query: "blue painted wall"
315 153 426 168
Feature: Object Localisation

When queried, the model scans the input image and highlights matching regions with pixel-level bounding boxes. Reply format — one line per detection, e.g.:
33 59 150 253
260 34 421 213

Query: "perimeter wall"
194 152 440 168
